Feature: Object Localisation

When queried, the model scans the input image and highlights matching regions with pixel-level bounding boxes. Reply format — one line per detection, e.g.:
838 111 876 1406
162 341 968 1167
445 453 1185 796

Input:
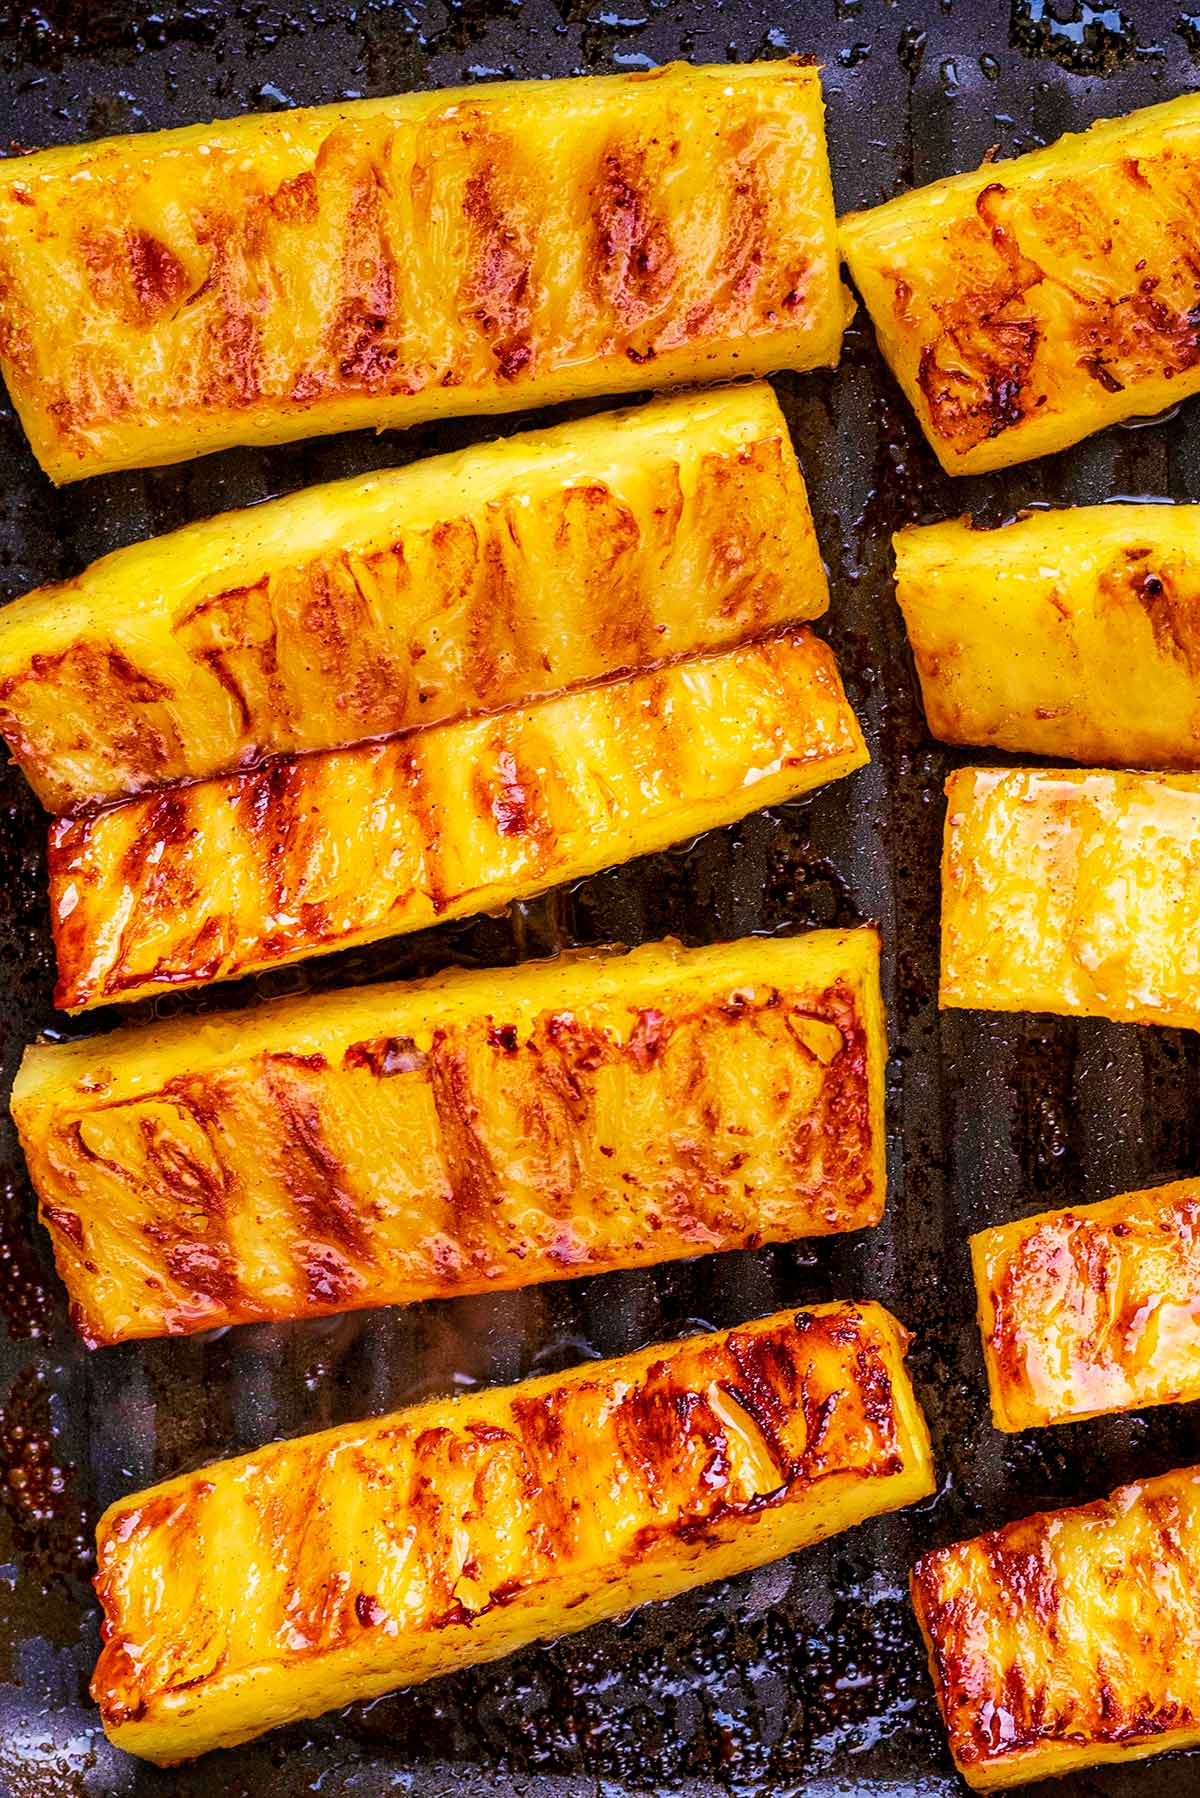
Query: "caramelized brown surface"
15 932 886 1346
91 1302 934 1762
0 386 827 811
0 64 849 480
48 627 867 1010
912 1465 1200 1789
841 93 1200 473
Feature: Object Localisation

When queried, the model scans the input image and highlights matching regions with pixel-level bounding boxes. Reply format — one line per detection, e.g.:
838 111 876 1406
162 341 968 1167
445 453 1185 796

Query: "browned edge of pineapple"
841 92 1200 474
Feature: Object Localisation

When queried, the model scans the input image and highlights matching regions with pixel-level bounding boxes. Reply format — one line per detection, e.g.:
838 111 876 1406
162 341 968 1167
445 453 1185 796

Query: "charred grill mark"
301 1246 363 1308
720 171 770 312
42 1204 84 1249
271 170 319 225
117 790 192 884
465 525 523 708
163 1238 242 1313
617 1379 729 1507
18 643 172 709
592 143 678 340
426 1029 505 1274
0 641 183 796
912 182 1045 449
125 230 189 320
918 319 1040 446
554 481 647 665
725 1331 797 1430
137 1115 227 1213
329 162 400 389
1122 559 1200 677
343 1035 428 1077
627 1006 672 1070
983 1535 1060 1634
460 155 535 380
264 1061 369 1262
234 757 304 913
188 209 265 411
480 744 547 844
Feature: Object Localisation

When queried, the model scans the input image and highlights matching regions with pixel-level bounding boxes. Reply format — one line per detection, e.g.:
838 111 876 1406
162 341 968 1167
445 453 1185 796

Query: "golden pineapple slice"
14 930 887 1347
0 384 827 812
940 766 1200 1029
92 1301 933 1762
896 507 1200 766
49 627 868 1011
912 1466 1200 1789
841 92 1200 474
972 1178 1200 1431
0 63 851 482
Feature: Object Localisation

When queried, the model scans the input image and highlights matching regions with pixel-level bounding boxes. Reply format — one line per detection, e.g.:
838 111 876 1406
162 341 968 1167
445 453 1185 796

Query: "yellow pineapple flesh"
896 507 1200 766
841 93 1200 473
0 385 827 811
912 1465 1200 1789
14 931 888 1346
0 63 851 482
940 766 1200 1030
49 627 868 1011
972 1178 1200 1431
92 1302 933 1762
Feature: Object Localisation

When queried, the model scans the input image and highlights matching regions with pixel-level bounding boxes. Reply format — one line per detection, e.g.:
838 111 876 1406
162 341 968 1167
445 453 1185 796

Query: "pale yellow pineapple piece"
972 1178 1200 1430
940 766 1200 1029
896 507 1200 766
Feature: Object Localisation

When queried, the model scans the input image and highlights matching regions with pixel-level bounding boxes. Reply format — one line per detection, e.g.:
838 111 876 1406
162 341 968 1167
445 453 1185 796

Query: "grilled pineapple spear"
896 507 1200 767
841 92 1200 474
15 931 888 1347
49 627 868 1011
940 766 1200 1030
0 384 827 812
972 1178 1200 1431
912 1466 1200 1789
92 1302 934 1763
0 62 851 482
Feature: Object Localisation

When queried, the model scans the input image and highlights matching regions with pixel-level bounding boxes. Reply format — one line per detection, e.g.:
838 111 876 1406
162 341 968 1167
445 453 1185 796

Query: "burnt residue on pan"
3 2 1200 1796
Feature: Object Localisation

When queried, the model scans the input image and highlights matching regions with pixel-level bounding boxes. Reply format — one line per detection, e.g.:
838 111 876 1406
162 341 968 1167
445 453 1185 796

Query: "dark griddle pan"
1 2 1199 1793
